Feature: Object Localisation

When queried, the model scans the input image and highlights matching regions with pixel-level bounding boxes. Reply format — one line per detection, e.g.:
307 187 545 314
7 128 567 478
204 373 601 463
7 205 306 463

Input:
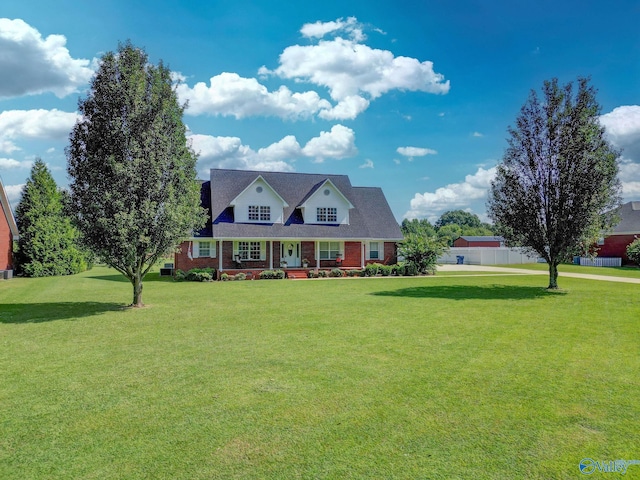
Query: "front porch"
175 239 397 276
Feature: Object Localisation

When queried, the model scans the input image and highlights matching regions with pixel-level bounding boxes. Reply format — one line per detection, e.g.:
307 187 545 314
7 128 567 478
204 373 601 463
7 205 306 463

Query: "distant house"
453 236 504 248
0 178 19 279
597 201 640 263
175 169 403 276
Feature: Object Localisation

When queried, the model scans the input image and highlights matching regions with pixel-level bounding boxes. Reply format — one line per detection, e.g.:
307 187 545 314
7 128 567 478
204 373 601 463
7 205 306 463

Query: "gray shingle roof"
458 236 505 242
611 201 640 234
199 169 402 240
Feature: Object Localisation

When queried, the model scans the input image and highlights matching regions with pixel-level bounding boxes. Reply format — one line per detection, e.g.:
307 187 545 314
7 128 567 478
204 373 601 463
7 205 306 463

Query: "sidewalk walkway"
438 264 640 284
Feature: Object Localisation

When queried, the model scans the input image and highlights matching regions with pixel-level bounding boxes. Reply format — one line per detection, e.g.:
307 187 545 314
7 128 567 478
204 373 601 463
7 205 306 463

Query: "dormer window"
248 205 270 222
317 207 337 223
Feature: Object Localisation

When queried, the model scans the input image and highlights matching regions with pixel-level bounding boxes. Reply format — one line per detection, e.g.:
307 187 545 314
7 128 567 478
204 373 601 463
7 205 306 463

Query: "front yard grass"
1 267 638 479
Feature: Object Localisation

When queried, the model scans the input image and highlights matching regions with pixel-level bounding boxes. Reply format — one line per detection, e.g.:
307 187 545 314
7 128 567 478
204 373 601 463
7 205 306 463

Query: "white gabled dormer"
229 175 288 223
299 179 354 225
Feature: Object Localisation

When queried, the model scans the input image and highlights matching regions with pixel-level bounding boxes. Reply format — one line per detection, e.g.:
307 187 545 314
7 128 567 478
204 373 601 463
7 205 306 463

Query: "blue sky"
1 0 639 223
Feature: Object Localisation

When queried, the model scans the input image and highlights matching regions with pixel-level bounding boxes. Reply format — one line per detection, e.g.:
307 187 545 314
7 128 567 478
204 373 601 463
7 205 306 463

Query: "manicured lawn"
1 267 639 479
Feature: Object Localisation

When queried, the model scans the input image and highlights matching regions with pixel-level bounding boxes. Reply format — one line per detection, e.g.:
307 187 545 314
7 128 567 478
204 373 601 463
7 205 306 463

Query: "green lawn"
1 267 639 479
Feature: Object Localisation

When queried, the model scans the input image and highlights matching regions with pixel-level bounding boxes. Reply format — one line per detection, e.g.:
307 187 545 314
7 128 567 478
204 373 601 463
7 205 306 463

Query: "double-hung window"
248 205 271 222
237 241 262 260
319 241 341 260
198 241 211 257
369 242 380 260
317 207 337 223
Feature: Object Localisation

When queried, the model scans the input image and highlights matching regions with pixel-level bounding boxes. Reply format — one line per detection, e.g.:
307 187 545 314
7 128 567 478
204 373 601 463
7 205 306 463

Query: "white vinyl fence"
438 247 539 265
579 257 621 267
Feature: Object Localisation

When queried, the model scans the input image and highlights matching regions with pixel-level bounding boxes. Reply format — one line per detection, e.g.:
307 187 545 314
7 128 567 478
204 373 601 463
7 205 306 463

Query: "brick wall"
343 241 361 267
383 241 397 264
0 206 13 270
301 241 315 267
599 234 638 263
174 241 219 272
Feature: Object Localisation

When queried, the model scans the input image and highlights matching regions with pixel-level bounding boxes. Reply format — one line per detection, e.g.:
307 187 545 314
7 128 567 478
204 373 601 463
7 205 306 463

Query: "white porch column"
269 240 273 270
218 240 223 272
361 241 365 269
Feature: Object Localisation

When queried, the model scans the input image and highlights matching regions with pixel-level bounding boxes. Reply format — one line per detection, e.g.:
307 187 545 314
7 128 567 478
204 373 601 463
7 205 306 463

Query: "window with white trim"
248 205 270 222
369 242 380 260
317 207 337 223
198 241 211 257
236 241 263 260
319 241 341 260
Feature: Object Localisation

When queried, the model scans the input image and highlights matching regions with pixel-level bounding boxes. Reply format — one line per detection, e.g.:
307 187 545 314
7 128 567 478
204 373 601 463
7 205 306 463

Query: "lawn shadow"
0 302 126 324
372 284 567 301
89 272 173 283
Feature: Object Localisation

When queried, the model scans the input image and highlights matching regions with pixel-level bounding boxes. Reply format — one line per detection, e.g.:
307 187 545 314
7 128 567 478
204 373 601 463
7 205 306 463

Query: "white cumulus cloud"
3 183 25 206
300 17 366 42
0 18 95 99
359 159 374 169
177 72 331 119
189 124 357 173
0 158 32 169
179 17 448 121
262 27 450 102
404 166 496 221
302 124 357 163
0 109 79 153
396 146 438 161
600 105 640 200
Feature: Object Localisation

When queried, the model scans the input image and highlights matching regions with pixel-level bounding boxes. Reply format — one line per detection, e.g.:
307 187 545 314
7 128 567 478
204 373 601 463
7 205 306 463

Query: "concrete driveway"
438 264 640 284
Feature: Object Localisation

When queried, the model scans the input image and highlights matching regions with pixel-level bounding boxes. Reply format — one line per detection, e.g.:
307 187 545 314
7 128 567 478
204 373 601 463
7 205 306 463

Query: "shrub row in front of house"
174 268 216 282
306 262 422 278
174 262 426 282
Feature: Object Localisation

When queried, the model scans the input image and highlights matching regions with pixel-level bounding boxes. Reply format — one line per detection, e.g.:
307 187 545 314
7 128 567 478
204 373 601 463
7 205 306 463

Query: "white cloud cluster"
0 109 79 153
189 124 357 173
300 17 365 42
404 166 496 221
397 146 437 160
0 158 32 169
3 183 25 205
180 17 448 121
601 105 640 161
260 22 449 115
359 159 374 169
0 18 94 99
600 105 640 199
177 72 331 119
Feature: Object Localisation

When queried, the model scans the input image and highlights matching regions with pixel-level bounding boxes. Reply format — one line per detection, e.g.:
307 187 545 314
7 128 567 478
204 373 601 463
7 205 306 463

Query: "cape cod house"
174 169 403 277
0 178 19 279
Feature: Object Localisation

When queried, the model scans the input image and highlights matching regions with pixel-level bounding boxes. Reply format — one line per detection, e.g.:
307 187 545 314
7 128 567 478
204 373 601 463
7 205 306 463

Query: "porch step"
286 269 308 279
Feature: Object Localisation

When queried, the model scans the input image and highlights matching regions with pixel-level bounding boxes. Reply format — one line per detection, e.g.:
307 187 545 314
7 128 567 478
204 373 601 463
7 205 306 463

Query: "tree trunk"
547 261 559 290
131 272 144 307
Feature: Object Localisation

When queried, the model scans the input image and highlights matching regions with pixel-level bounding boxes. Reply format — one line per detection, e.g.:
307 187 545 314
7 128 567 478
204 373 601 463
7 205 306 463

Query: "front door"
281 241 300 267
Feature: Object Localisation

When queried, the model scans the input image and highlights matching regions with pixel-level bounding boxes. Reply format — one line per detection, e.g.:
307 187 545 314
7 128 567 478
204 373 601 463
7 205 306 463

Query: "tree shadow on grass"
0 302 126 324
371 284 567 301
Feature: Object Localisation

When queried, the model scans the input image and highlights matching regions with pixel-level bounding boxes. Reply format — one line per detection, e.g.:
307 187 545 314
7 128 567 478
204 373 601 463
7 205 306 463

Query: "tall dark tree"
487 78 620 289
67 42 206 306
435 210 482 229
400 218 436 237
15 159 89 277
